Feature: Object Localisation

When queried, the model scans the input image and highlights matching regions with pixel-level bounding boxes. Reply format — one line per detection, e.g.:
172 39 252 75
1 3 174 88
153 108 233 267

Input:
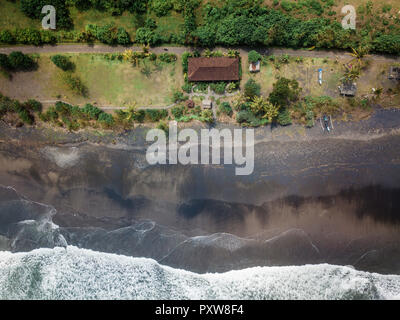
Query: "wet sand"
0 108 399 274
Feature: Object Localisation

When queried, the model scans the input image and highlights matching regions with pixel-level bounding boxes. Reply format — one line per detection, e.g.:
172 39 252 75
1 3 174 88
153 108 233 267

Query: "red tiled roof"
188 57 239 82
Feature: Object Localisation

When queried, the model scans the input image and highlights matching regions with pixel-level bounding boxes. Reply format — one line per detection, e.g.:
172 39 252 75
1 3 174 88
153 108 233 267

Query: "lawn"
0 53 184 108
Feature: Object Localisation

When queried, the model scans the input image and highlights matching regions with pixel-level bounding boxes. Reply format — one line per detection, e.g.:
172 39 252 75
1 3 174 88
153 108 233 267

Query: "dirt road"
0 44 399 63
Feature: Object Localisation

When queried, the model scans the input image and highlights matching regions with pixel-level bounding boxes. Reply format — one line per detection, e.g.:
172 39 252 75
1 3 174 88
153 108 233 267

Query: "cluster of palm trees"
342 46 370 82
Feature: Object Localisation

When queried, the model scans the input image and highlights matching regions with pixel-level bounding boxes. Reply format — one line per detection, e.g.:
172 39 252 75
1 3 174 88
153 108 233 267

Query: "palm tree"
124 101 138 122
348 46 370 66
342 65 361 82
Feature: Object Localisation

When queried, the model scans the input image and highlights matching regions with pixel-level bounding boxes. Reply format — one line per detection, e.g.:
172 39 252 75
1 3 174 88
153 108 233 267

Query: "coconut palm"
348 46 370 66
124 101 138 121
342 65 361 82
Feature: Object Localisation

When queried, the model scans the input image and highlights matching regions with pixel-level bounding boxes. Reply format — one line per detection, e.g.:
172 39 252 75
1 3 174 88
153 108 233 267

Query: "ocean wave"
0 246 399 300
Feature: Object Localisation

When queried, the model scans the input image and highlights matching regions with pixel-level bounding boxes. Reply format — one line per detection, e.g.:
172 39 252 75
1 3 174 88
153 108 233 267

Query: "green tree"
244 78 261 100
248 50 261 64
269 78 301 108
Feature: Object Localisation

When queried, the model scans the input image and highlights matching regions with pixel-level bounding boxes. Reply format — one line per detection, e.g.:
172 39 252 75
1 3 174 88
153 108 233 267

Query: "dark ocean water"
0 109 399 299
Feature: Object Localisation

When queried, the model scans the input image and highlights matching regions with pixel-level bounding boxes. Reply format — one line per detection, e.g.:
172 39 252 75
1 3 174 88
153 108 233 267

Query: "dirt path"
0 44 399 63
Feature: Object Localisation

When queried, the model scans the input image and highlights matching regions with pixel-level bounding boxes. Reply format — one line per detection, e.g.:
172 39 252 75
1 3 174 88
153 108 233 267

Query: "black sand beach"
0 108 399 274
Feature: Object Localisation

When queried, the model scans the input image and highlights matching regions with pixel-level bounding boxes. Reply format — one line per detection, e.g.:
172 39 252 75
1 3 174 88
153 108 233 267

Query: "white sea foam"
0 246 399 300
41 147 80 168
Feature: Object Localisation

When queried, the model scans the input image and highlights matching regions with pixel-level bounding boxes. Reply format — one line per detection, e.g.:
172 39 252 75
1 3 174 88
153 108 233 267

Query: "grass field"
0 53 183 108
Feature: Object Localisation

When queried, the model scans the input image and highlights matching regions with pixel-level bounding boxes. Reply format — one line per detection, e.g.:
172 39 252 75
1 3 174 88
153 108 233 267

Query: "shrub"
201 109 214 123
226 82 239 93
244 79 260 99
18 109 34 125
132 109 145 122
145 109 168 122
171 106 185 119
51 55 74 71
0 30 15 44
135 27 156 45
0 54 10 70
173 90 186 103
117 27 131 45
277 108 292 126
63 73 87 96
248 50 261 64
40 30 57 44
23 99 42 113
98 112 115 126
182 82 193 93
269 77 301 107
151 0 173 17
8 52 36 71
210 82 226 95
158 53 177 63
81 104 102 120
96 24 118 45
218 102 232 116
14 28 42 45
236 110 255 123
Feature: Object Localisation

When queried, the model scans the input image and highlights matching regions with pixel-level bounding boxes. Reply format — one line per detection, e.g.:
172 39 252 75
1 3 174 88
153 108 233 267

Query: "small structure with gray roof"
339 81 357 97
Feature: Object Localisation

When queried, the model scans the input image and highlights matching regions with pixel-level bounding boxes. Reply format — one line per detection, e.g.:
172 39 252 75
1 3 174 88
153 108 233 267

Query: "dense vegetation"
0 51 37 78
0 93 42 126
1 0 398 55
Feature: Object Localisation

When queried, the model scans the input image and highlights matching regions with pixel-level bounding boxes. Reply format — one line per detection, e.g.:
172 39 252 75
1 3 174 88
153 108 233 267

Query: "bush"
98 112 115 126
248 50 261 64
151 0 173 17
201 109 214 123
81 103 102 120
145 109 168 122
181 82 193 93
158 53 177 63
14 28 42 45
63 73 87 96
277 108 292 126
244 79 260 99
236 110 254 123
269 77 301 107
117 27 131 45
0 54 11 70
96 24 118 45
173 90 186 103
218 102 232 116
171 106 185 119
0 30 15 44
210 82 226 95
23 99 42 113
132 109 145 122
8 52 36 71
51 55 74 71
135 27 158 45
18 109 34 125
